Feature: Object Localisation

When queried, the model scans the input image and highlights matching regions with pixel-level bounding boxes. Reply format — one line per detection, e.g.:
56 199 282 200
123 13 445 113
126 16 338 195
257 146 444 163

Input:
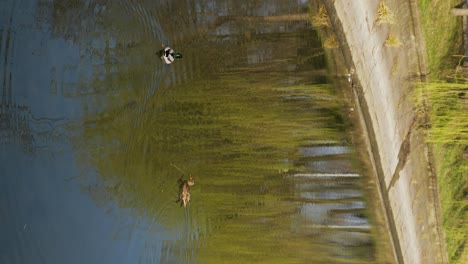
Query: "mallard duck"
159 45 183 64
176 175 195 207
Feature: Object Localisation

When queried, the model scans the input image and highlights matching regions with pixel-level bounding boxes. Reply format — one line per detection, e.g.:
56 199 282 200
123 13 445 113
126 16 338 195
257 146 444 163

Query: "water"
1 0 392 263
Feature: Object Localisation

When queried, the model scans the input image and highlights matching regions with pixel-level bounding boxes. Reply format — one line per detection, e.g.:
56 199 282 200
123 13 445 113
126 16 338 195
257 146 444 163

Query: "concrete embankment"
321 0 448 263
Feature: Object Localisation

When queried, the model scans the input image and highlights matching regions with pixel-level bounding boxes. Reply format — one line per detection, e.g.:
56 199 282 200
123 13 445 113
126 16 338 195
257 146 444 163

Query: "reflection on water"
1 0 393 263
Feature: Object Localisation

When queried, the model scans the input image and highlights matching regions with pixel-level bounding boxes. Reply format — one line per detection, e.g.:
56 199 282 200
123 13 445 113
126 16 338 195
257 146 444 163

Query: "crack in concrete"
388 116 418 190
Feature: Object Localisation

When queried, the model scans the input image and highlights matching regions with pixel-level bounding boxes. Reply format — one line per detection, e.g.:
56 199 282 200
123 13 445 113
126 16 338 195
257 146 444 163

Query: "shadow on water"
0 0 392 263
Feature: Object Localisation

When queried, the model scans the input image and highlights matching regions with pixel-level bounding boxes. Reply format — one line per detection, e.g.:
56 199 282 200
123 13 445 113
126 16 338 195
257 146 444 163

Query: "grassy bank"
418 1 467 263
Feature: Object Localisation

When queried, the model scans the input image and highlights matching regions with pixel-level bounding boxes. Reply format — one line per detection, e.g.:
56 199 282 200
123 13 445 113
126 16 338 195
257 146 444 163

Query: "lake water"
0 0 393 263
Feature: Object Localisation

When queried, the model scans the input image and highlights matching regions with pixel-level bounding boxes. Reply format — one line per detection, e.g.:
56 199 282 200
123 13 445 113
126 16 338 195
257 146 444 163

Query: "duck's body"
176 175 194 207
159 45 182 64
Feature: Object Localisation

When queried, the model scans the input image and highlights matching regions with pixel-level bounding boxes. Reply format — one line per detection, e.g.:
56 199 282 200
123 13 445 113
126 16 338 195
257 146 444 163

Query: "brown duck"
176 175 195 207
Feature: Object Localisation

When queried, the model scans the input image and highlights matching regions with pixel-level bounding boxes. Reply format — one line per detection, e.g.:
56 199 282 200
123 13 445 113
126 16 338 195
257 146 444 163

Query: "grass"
376 1 396 25
418 1 467 263
419 0 462 75
436 145 468 264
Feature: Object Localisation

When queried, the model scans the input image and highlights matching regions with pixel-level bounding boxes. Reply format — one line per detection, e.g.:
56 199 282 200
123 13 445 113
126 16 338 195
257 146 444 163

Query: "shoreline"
320 0 448 263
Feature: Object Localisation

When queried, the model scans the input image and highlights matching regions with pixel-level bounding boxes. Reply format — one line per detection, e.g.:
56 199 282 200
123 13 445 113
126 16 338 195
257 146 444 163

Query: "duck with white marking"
158 45 182 64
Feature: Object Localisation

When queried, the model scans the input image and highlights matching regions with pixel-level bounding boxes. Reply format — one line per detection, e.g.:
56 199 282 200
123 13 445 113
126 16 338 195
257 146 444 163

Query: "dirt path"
321 0 448 263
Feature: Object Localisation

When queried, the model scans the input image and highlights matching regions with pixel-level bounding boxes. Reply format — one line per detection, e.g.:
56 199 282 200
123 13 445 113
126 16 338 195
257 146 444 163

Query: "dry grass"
376 1 396 25
385 34 402 47
391 61 398 76
323 35 339 49
312 5 330 28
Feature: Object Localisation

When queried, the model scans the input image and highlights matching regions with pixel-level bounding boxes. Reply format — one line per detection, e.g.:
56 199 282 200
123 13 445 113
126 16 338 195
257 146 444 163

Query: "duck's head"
175 53 183 59
187 175 195 186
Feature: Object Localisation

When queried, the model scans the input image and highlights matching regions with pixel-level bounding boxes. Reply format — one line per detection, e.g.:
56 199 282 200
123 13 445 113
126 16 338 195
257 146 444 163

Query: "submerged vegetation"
419 0 467 263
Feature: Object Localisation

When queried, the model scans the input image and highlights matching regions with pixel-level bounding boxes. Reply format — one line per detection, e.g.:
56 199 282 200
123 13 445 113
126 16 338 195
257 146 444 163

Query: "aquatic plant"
375 1 395 25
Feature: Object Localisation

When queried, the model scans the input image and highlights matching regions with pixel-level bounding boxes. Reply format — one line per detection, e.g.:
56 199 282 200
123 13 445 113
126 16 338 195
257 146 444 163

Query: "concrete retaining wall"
321 0 448 263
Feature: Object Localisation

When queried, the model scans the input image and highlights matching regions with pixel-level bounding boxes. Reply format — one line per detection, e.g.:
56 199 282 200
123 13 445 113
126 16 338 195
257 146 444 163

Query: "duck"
159 45 183 64
176 175 195 207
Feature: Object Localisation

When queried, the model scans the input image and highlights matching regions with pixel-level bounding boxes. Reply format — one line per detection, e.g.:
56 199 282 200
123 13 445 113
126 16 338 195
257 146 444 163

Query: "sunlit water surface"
1 0 390 263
